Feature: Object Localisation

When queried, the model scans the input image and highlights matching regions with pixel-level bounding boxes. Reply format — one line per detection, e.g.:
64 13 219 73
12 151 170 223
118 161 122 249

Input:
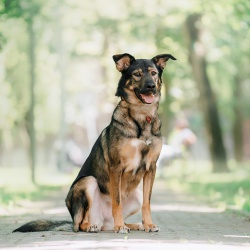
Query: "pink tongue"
141 93 155 104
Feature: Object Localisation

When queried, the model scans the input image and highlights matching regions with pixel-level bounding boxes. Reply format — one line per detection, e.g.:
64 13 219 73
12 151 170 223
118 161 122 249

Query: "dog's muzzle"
135 88 156 104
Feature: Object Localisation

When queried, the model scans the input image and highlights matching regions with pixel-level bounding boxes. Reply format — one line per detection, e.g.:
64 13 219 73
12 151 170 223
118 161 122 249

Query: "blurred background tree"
0 0 249 184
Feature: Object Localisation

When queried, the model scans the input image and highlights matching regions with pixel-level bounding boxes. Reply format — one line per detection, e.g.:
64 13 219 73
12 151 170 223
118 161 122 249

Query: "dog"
13 53 176 234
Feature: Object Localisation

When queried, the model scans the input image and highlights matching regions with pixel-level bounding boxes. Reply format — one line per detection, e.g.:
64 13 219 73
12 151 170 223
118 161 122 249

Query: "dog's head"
113 53 176 105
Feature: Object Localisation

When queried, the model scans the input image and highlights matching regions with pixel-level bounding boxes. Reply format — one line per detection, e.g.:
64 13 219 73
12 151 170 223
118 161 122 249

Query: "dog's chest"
122 135 161 174
139 122 154 144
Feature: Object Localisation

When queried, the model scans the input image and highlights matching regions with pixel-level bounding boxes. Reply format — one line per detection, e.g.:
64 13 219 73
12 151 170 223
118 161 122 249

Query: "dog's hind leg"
78 177 104 233
66 177 96 232
70 197 85 232
79 209 91 232
65 187 85 232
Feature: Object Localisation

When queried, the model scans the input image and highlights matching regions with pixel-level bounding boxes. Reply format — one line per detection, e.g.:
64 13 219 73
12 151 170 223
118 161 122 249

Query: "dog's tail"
12 220 73 233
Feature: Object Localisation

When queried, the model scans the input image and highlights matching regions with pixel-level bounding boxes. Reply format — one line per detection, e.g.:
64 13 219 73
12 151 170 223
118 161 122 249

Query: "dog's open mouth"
139 93 155 104
134 89 155 104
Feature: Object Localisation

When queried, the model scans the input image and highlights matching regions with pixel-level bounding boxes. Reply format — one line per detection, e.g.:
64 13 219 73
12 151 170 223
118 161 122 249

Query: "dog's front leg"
109 170 130 233
142 166 160 232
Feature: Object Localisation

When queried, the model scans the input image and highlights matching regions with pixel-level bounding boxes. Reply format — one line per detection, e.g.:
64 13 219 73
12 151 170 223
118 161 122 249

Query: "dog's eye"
151 71 157 76
133 72 141 77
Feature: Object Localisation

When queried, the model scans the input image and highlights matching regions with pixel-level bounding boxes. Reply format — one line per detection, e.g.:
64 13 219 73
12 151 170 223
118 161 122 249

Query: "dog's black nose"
145 82 156 90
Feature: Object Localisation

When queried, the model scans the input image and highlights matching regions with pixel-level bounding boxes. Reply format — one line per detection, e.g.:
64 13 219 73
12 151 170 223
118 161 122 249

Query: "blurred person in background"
157 117 197 176
55 133 85 173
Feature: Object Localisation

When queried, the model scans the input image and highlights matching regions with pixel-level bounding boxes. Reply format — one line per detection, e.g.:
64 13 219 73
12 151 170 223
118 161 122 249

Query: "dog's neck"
112 98 161 138
119 97 159 125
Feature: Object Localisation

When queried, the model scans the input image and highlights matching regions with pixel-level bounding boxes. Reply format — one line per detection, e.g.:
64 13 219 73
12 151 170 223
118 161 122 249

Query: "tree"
209 0 250 162
1 0 42 183
185 14 228 172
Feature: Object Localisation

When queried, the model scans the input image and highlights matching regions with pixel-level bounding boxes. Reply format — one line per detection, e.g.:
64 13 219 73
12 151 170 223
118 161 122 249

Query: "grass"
182 175 250 212
0 185 63 205
160 160 250 214
1 161 250 215
0 165 78 208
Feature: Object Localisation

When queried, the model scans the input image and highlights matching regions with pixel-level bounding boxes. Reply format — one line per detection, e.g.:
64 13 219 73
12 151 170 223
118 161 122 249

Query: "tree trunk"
160 74 172 139
185 14 228 172
232 75 243 162
155 22 172 138
27 18 36 183
55 4 67 171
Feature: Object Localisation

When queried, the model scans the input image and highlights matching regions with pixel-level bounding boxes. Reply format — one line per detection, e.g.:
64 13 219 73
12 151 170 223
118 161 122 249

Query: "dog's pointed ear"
112 53 135 72
152 54 176 70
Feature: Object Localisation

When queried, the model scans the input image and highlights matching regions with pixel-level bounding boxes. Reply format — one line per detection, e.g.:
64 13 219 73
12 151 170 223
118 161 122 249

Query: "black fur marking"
112 117 124 128
98 182 109 194
115 190 121 205
135 162 146 175
105 126 112 161
141 147 149 158
116 75 129 98
71 190 89 226
99 137 105 160
81 190 89 219
67 190 74 220
128 108 142 138
112 117 134 138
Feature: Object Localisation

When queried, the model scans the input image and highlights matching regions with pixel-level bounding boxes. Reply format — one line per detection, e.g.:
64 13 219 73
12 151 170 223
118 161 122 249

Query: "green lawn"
164 161 250 213
1 163 250 215
0 185 63 205
0 165 77 208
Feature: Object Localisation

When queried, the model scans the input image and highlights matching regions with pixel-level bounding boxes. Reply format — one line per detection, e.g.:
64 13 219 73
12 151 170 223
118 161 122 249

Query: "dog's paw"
73 224 79 232
115 225 131 234
144 224 160 233
87 224 99 233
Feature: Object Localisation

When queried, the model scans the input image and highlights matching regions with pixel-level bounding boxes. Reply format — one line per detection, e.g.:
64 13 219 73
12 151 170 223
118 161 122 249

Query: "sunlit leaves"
0 0 249 156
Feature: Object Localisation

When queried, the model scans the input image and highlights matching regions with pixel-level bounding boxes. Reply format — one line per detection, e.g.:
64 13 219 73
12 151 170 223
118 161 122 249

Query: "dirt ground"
0 180 250 250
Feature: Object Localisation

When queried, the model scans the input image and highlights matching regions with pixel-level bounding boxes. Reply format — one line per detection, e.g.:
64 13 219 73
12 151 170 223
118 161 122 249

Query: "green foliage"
1 0 41 20
0 0 249 169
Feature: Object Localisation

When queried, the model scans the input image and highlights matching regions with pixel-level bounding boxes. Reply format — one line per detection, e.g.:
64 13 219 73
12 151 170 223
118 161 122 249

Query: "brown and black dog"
13 53 176 234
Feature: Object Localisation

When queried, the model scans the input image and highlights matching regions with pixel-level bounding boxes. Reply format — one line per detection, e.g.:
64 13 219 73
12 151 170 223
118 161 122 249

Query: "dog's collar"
146 116 152 123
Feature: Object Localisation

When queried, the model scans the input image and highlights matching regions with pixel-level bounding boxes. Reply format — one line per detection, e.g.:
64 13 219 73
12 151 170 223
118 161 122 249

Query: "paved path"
0 180 250 250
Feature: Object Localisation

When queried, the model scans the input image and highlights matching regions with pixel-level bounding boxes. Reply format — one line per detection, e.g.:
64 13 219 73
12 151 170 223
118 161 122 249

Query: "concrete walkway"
0 180 250 250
